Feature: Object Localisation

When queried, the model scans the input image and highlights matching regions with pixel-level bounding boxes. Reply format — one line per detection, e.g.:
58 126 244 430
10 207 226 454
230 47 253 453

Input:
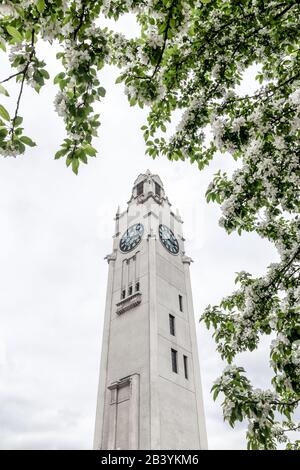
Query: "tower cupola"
132 169 165 201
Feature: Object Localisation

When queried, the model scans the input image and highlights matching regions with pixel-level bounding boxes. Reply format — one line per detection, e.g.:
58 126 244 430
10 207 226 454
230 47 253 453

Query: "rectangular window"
137 182 144 196
169 314 175 336
183 355 188 379
121 289 126 299
128 285 133 296
155 182 161 197
179 294 183 312
171 349 178 373
135 281 140 292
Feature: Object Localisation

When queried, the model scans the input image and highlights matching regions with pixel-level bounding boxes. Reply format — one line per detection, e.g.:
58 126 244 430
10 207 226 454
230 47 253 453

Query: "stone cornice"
108 373 139 391
182 255 193 265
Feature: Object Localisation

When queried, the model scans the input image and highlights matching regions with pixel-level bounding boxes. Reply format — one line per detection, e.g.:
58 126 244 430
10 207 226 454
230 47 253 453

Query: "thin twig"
282 424 300 432
1 68 27 84
10 30 35 141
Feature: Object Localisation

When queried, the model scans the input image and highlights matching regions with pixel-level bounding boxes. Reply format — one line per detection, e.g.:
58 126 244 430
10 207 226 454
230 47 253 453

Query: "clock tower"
93 170 207 450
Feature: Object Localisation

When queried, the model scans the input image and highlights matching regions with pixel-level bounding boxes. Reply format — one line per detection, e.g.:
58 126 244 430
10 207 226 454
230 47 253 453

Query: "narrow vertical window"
155 182 161 197
183 355 188 379
169 314 175 336
179 294 183 312
135 281 140 292
171 349 178 373
121 289 126 299
137 182 144 196
128 285 133 296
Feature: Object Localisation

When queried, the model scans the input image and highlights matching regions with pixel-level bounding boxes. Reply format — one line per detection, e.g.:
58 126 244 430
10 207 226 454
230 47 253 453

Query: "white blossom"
0 142 19 158
289 88 300 105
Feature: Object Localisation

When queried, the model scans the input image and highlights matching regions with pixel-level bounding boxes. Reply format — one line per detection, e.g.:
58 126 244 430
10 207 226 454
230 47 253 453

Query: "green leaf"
25 30 32 41
41 69 50 79
0 84 9 97
66 156 72 167
20 136 36 147
36 0 46 13
15 139 26 154
72 158 79 175
54 72 65 84
14 116 23 127
0 40 6 52
0 128 8 139
85 145 96 156
33 71 44 86
79 152 88 164
54 148 68 159
6 26 23 43
0 104 10 121
34 83 41 94
98 87 106 97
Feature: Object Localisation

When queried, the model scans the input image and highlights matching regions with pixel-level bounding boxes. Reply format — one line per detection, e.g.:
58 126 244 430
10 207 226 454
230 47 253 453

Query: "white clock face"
119 223 144 253
159 224 179 255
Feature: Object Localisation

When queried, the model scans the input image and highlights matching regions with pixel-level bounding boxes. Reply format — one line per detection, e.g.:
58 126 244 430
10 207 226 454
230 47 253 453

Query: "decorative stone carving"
104 252 117 264
116 292 142 315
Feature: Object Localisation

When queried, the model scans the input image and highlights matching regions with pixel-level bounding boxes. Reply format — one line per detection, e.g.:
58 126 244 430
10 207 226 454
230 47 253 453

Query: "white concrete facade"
93 170 207 450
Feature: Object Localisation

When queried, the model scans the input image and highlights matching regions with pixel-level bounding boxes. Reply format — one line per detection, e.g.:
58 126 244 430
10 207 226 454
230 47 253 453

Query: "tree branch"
232 394 300 408
73 1 86 41
151 1 175 78
130 1 175 82
274 2 298 20
264 247 300 291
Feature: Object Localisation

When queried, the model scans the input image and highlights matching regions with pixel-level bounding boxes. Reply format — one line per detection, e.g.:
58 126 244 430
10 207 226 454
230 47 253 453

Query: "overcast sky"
0 14 280 449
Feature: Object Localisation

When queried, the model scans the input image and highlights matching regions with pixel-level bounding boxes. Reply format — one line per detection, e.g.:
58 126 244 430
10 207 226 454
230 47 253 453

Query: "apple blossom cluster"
212 365 299 449
52 21 110 172
202 212 299 449
8 42 48 91
0 140 20 157
0 3 17 17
